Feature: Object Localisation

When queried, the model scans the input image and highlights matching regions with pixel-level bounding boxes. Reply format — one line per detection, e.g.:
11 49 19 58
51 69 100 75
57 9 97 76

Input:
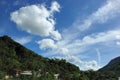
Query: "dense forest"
0 35 120 80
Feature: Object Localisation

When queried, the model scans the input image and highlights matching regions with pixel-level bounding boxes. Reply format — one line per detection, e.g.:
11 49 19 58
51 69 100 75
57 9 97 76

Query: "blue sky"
0 0 120 70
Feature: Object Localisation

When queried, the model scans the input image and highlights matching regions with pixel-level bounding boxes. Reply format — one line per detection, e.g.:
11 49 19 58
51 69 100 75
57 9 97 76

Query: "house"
118 77 120 80
20 71 32 75
54 74 60 80
4 75 10 79
12 69 21 77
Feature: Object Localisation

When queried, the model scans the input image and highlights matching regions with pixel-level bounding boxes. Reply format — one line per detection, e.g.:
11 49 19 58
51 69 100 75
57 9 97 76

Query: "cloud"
80 30 120 46
78 60 100 70
116 41 120 45
15 36 32 44
11 1 61 40
11 0 120 70
50 30 62 40
38 29 120 70
95 49 101 65
59 48 69 54
50 1 60 13
56 55 100 70
116 35 120 39
73 0 120 31
37 39 57 50
36 0 120 70
59 29 120 55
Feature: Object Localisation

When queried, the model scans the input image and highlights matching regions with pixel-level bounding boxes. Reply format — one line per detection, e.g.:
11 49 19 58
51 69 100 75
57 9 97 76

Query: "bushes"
0 71 6 79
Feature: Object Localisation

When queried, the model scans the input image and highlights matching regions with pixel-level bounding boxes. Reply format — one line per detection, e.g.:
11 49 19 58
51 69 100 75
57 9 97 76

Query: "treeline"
0 36 80 79
0 35 119 80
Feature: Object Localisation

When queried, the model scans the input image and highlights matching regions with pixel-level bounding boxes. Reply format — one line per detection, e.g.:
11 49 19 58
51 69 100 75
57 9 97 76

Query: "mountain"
0 35 120 80
81 57 120 80
98 56 120 77
0 35 80 76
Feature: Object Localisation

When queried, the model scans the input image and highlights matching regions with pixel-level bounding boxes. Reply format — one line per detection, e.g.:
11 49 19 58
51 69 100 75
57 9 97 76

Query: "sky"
0 0 120 70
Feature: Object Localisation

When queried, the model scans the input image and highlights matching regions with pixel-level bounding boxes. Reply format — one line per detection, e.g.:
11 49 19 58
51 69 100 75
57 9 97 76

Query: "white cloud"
37 39 57 49
59 48 69 54
116 41 120 45
36 0 120 70
11 1 61 40
60 55 100 70
95 49 101 65
50 1 60 13
50 30 61 40
15 36 32 44
39 29 120 70
116 35 120 39
11 0 120 70
81 30 120 46
56 29 120 55
73 0 120 31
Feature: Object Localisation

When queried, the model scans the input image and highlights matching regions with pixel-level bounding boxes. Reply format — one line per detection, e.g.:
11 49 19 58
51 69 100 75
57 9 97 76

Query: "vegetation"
0 35 80 79
0 35 120 80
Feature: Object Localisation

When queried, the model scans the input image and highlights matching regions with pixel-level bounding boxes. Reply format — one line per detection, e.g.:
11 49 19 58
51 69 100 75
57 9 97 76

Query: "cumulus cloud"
36 0 120 70
37 39 57 50
15 36 32 44
50 30 62 40
39 29 120 70
11 0 120 70
11 1 61 40
60 48 69 54
73 0 120 31
50 1 60 13
64 55 100 70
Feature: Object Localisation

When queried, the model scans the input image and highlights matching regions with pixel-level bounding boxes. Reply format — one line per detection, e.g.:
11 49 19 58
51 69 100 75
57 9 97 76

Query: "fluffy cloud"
50 30 62 40
14 36 32 44
59 55 100 70
50 1 60 13
36 0 120 70
37 39 57 50
38 29 120 70
11 0 120 70
11 1 61 40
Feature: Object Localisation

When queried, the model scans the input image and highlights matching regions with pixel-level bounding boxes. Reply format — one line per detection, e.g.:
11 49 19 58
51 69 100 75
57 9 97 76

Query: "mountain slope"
82 57 120 80
0 35 80 74
98 56 120 77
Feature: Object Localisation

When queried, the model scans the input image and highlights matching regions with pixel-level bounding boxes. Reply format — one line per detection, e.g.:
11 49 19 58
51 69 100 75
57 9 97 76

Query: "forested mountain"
0 35 80 79
0 35 120 80
83 57 120 80
98 56 120 78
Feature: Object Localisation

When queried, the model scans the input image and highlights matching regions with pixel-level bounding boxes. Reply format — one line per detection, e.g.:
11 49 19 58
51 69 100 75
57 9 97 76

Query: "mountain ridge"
0 35 80 74
0 35 120 80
